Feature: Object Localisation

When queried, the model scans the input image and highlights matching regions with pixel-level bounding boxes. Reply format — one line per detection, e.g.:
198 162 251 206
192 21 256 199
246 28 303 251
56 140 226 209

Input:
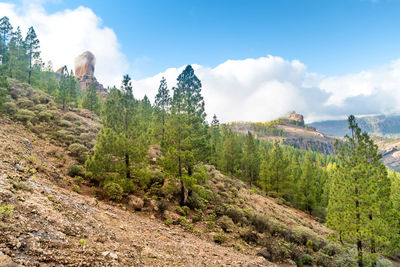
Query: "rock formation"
74 51 106 96
287 111 304 126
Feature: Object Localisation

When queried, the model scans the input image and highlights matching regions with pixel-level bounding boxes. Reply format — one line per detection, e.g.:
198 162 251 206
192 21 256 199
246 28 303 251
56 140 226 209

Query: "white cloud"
134 56 310 123
134 56 400 124
0 1 128 87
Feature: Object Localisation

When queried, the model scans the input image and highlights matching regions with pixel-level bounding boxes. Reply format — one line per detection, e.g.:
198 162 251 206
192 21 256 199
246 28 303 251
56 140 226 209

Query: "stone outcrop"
74 51 106 96
287 111 304 126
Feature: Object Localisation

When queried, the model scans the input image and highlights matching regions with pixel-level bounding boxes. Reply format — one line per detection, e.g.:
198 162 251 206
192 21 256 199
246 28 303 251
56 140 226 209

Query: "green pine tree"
25 26 40 84
154 77 171 142
82 81 101 114
327 115 398 266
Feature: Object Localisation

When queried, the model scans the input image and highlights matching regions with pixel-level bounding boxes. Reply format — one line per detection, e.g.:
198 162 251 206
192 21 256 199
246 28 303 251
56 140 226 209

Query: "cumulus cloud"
134 56 311 122
0 1 128 87
133 56 400 123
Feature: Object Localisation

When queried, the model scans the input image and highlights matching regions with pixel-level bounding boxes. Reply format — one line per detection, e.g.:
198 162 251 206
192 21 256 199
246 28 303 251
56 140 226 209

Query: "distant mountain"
310 114 400 138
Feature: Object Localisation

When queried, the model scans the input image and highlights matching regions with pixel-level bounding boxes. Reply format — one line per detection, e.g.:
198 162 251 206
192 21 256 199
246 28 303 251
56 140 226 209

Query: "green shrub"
68 143 87 157
314 251 332 267
3 102 17 115
14 109 35 122
240 227 259 244
0 204 13 220
333 248 356 267
179 216 187 226
33 104 47 112
79 238 86 246
17 98 34 109
257 239 290 262
193 166 209 184
37 110 53 122
376 258 394 267
72 184 81 193
224 205 246 224
67 165 84 177
59 119 73 127
218 215 235 233
63 112 79 121
300 253 313 265
213 233 227 244
187 190 206 210
104 182 123 201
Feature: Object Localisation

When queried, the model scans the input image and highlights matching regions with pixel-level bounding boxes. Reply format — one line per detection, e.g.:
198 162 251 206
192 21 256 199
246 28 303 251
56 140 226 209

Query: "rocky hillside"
229 115 339 155
0 80 359 266
0 115 341 266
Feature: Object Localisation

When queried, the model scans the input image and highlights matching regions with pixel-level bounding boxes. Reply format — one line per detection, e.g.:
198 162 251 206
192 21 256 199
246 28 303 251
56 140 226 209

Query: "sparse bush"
3 102 17 115
240 227 259 244
224 205 246 224
314 251 333 267
333 248 356 267
104 182 123 201
14 109 35 122
300 253 313 265
59 119 73 127
63 112 79 122
67 165 84 177
193 228 203 236
213 233 227 244
187 190 207 210
218 215 235 233
17 98 34 109
257 239 290 262
14 180 31 191
68 143 87 157
376 258 394 267
0 204 13 220
179 216 187 226
72 184 81 193
37 110 53 122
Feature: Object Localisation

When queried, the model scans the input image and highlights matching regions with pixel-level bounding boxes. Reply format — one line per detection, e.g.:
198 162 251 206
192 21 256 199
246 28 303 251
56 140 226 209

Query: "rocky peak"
287 111 304 126
74 51 106 96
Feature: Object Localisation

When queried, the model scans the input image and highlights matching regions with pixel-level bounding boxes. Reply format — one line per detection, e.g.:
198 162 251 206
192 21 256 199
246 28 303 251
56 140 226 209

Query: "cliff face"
74 51 106 96
75 51 95 78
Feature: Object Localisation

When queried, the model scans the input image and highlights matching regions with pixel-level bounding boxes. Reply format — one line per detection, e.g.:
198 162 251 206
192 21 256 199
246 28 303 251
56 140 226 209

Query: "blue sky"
2 0 400 122
35 0 400 78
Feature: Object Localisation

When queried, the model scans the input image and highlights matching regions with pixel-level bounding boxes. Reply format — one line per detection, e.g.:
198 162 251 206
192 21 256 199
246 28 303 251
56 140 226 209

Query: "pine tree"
7 27 26 79
86 75 147 195
222 130 242 175
25 26 40 84
82 81 100 114
296 154 317 213
327 115 398 266
242 131 260 184
56 66 69 109
210 114 222 167
0 16 13 44
164 65 209 205
259 142 290 196
154 77 171 141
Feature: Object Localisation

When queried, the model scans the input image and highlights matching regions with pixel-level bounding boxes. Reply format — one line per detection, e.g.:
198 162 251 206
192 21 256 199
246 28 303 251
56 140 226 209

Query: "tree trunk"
162 113 165 141
28 53 32 85
125 153 131 179
357 240 363 267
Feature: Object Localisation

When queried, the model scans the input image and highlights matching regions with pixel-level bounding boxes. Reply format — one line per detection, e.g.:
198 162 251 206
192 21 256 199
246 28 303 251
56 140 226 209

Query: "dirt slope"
0 116 283 266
